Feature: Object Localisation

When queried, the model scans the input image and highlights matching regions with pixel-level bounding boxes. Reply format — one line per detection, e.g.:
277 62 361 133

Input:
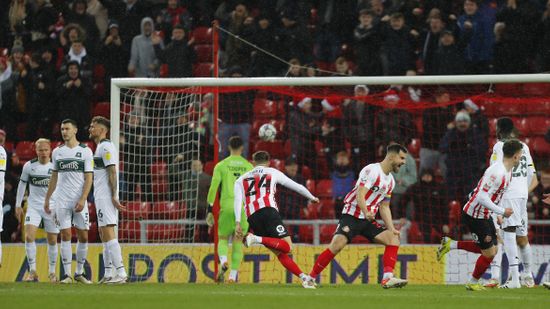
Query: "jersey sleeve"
15 162 30 208
524 144 536 174
207 163 223 205
358 167 376 189
0 147 6 203
20 161 30 182
490 143 503 166
383 177 395 202
275 169 316 200
51 148 59 171
477 168 506 215
84 148 94 172
102 143 118 167
233 178 244 223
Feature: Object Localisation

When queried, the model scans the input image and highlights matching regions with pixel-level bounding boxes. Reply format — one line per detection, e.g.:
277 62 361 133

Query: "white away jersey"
234 166 315 220
0 145 6 203
342 163 395 219
52 144 93 204
93 139 118 199
490 140 535 199
18 159 54 209
463 161 512 219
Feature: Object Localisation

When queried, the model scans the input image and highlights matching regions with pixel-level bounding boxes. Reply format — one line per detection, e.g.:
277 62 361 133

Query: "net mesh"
112 81 550 284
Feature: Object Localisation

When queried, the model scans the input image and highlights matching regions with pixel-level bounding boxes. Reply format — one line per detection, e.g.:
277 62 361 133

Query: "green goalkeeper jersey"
207 155 253 207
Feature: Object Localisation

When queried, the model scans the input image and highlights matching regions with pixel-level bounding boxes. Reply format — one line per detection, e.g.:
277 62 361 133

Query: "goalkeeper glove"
206 204 214 227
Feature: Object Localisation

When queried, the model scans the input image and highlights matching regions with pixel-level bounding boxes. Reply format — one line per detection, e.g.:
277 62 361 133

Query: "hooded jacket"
129 17 162 77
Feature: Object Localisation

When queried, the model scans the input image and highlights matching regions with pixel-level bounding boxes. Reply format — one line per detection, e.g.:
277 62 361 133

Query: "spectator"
539 1 550 72
342 85 376 174
86 0 109 41
218 66 254 159
462 99 489 141
182 159 212 242
9 44 30 137
288 97 322 172
156 0 192 44
1 172 19 243
314 0 356 62
29 0 58 50
153 24 195 77
8 0 33 44
223 3 254 70
457 0 495 74
286 58 303 77
249 15 282 77
333 57 353 76
278 9 313 64
419 89 455 177
101 21 128 93
330 151 355 218
432 29 466 75
100 0 150 52
532 169 550 243
59 23 87 53
375 94 417 155
0 56 17 140
26 53 56 140
439 111 487 201
55 61 92 140
390 142 417 218
401 168 448 243
354 9 383 76
277 155 307 242
128 17 162 77
65 0 100 55
320 118 346 171
380 12 418 76
421 15 446 75
165 110 200 169
60 40 93 79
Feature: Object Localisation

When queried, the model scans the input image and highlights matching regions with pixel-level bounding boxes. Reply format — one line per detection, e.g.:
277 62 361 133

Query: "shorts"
335 214 386 243
247 207 288 238
462 212 497 250
218 199 249 237
54 199 89 230
25 207 59 234
500 198 528 236
0 210 3 233
95 198 119 227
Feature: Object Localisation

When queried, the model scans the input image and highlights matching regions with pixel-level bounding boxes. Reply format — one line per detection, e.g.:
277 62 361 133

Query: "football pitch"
1 283 549 309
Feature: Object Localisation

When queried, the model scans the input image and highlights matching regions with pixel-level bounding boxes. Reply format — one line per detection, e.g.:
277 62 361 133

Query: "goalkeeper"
207 136 253 283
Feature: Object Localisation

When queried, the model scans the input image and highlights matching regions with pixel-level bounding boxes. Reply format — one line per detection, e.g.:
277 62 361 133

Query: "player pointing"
308 144 409 289
234 151 319 289
89 116 128 283
15 139 59 282
44 119 93 284
437 139 523 291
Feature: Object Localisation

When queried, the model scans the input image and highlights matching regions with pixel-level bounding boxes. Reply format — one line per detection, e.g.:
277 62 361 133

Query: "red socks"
277 253 303 277
457 241 481 254
472 255 493 279
310 249 336 278
261 237 290 254
383 245 399 273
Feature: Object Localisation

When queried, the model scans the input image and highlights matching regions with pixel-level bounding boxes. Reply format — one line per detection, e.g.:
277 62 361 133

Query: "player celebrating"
437 139 523 291
308 144 408 289
0 139 6 266
487 118 538 288
234 151 319 289
207 136 253 282
44 119 93 284
89 116 128 283
15 139 59 282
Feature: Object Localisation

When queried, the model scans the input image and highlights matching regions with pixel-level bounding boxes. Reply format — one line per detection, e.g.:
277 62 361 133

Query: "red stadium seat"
301 203 319 219
192 27 212 44
496 103 524 116
270 159 284 171
121 202 151 220
523 83 550 96
318 199 335 219
495 84 523 96
93 102 110 118
151 161 168 177
253 140 286 159
301 165 312 179
204 161 215 176
15 141 35 161
51 141 63 149
88 203 97 222
93 64 105 82
319 224 337 243
414 117 423 136
305 179 315 193
527 116 550 135
253 98 278 118
3 141 14 153
88 222 99 243
532 137 550 157
193 63 213 77
524 101 550 115
316 179 333 198
480 100 498 117
407 221 424 244
448 200 461 225
515 117 529 135
489 118 497 136
408 138 421 158
119 221 141 242
298 225 313 243
152 201 186 219
194 44 213 63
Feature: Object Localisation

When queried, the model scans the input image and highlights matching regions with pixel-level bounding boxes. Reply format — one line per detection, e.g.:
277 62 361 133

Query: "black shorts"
247 207 289 238
462 212 497 250
334 214 386 243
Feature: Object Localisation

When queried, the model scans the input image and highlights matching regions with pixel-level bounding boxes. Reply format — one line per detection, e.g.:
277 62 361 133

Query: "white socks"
491 243 503 282
383 272 394 280
106 239 126 277
519 243 533 276
60 241 72 276
75 242 88 275
25 242 37 272
229 270 238 281
219 255 228 266
48 243 58 274
503 231 520 284
103 242 113 278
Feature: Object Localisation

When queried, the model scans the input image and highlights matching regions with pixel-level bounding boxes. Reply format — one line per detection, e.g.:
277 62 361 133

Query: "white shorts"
54 199 89 230
25 207 59 234
0 210 3 233
95 198 119 227
501 198 528 236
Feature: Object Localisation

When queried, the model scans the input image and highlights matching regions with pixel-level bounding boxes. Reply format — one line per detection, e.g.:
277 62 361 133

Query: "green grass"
0 283 549 309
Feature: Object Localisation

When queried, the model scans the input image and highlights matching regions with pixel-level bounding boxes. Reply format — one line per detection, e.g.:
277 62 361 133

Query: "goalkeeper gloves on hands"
206 204 214 227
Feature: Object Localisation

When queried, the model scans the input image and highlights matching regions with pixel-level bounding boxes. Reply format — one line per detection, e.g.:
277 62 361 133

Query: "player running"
207 136 253 283
437 139 523 291
89 116 128 283
15 139 59 282
234 151 319 289
44 119 93 284
308 144 409 289
486 118 538 288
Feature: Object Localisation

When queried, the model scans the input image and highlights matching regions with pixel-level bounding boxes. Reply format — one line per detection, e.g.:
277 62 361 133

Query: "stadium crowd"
1 0 550 244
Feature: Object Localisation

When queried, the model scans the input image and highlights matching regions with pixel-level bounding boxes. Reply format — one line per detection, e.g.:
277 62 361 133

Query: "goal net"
110 75 550 285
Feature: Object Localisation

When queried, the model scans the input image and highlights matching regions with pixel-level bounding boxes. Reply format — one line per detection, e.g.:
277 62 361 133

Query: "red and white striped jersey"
234 166 316 222
342 163 395 219
463 161 512 219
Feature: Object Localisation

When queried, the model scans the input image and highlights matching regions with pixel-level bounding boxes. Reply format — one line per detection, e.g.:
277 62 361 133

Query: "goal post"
110 74 550 284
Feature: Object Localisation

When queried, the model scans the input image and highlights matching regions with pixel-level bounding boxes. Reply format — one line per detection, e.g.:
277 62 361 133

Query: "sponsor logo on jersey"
30 175 50 186
56 159 84 171
93 157 106 169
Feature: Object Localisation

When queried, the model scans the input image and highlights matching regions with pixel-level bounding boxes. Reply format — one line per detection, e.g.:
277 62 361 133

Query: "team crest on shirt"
276 225 285 235
75 152 82 158
371 186 380 192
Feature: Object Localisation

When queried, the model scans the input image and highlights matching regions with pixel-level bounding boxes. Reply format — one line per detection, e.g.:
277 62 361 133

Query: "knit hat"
455 111 471 123
463 98 479 112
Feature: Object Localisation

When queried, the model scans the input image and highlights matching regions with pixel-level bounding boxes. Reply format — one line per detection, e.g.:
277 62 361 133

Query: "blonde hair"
35 138 51 147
